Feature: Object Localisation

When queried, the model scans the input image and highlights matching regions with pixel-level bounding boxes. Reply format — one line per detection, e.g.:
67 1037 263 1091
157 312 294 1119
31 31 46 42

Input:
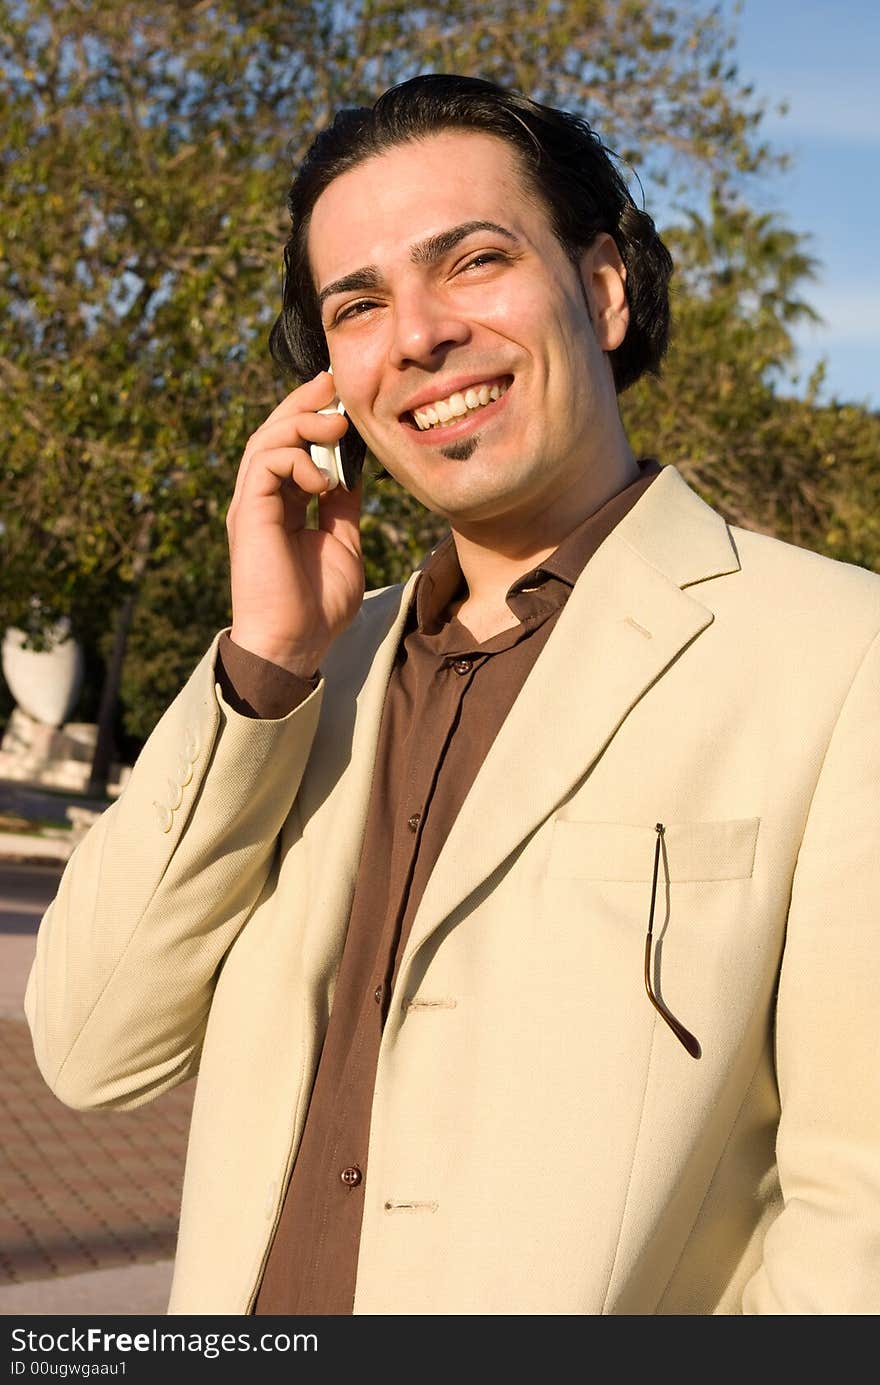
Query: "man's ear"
578 233 629 352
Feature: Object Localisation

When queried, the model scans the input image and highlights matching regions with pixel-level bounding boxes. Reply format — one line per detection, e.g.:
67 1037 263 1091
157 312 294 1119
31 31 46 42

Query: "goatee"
440 435 480 462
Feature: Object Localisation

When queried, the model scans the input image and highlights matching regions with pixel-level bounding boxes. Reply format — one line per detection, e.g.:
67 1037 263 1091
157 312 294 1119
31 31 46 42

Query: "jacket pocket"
548 818 760 883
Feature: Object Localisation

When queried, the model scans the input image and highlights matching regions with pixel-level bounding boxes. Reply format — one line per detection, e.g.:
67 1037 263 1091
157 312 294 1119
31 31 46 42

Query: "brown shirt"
217 461 661 1314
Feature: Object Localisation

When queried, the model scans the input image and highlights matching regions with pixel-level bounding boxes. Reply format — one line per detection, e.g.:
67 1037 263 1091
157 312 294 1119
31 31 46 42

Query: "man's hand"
227 371 365 678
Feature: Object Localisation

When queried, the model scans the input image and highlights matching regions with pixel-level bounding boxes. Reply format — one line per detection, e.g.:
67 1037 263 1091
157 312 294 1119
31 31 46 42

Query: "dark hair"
269 73 673 394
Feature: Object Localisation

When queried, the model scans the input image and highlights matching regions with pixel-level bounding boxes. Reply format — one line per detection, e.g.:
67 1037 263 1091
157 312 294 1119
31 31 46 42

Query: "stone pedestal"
0 708 130 796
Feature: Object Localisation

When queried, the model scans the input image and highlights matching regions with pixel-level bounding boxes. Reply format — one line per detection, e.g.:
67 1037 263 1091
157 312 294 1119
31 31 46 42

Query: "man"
26 75 880 1314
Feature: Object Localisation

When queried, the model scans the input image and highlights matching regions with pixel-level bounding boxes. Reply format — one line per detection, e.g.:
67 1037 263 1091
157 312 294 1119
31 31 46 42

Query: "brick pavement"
0 1017 194 1286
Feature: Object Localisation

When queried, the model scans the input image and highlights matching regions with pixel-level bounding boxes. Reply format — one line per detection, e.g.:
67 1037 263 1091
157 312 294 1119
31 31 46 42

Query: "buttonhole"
403 997 458 1012
384 1200 439 1213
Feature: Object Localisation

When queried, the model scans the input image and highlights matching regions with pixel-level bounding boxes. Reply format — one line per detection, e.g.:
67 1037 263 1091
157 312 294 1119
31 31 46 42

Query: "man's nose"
388 285 470 368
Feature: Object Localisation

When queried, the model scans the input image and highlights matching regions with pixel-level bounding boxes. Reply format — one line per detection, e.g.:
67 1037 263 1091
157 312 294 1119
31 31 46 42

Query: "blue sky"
721 0 879 410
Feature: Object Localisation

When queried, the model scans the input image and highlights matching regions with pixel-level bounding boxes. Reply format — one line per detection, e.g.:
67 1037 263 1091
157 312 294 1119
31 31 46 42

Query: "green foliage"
114 522 233 745
621 195 880 566
1 0 876 750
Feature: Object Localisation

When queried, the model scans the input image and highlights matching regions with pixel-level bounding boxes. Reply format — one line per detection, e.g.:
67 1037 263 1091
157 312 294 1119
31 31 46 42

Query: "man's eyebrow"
410 220 518 266
317 221 518 311
318 265 383 311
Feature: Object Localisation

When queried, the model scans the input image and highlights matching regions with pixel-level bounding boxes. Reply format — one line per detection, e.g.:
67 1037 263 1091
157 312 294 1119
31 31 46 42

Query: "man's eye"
461 252 506 272
335 299 377 324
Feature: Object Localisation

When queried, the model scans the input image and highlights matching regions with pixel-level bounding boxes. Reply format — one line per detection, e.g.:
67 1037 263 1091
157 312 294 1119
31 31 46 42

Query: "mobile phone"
309 370 367 491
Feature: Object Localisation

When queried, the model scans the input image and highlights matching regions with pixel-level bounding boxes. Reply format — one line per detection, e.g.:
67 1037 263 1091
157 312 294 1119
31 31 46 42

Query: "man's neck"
448 448 640 626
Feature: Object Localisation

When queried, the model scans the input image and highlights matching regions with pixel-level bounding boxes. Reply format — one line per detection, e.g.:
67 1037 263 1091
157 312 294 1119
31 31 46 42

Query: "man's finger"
316 478 365 558
233 410 348 507
255 372 337 432
242 445 336 497
245 395 348 462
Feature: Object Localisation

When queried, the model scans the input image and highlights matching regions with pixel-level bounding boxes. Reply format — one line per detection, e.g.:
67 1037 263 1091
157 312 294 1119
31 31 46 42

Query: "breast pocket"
547 818 760 883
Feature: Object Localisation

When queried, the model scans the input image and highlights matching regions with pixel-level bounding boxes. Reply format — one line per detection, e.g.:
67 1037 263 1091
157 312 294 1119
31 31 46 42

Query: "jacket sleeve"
741 628 880 1313
24 631 324 1113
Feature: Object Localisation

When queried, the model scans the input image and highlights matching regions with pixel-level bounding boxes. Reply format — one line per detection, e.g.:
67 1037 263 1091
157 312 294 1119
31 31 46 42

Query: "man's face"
308 130 627 537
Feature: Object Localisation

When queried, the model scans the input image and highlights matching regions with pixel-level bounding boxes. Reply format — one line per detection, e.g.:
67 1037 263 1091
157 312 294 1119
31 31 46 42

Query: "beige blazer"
26 465 880 1314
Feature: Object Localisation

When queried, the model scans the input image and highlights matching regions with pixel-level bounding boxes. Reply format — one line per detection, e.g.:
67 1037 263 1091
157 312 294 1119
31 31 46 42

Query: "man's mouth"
404 377 512 431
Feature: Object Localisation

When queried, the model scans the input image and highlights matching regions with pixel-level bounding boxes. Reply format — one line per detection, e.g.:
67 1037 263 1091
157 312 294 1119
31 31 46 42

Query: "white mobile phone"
309 368 366 491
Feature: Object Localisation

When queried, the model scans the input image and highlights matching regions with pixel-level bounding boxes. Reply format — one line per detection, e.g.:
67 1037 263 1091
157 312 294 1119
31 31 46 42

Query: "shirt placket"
381 651 482 1009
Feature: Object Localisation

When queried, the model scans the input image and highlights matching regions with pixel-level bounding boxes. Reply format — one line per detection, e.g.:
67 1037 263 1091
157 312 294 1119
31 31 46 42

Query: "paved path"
0 1259 173 1316
0 787 191 1316
0 1017 192 1315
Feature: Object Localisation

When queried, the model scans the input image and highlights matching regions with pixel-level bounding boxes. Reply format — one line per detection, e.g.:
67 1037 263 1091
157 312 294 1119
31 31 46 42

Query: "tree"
621 194 880 563
3 0 872 756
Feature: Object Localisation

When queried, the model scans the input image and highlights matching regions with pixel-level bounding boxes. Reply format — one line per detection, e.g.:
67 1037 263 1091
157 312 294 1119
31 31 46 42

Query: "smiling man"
27 76 880 1316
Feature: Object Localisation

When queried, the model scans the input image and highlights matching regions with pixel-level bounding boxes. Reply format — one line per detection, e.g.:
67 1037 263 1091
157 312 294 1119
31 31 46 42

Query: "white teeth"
411 380 508 431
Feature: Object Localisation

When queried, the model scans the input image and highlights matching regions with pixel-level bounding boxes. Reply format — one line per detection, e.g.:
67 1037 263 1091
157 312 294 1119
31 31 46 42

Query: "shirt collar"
511 457 662 592
414 457 663 632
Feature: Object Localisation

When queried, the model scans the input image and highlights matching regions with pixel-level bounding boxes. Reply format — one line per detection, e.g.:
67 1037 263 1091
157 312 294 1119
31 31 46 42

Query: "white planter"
2 620 85 728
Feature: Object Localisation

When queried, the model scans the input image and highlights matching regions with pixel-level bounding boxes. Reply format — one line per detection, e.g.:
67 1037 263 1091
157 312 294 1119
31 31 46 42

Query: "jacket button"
340 1165 362 1188
452 658 472 674
407 813 421 832
373 984 383 1005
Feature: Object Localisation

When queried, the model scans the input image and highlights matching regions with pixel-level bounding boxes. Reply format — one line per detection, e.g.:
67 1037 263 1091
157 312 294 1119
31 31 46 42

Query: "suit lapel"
401 466 740 971
295 571 419 933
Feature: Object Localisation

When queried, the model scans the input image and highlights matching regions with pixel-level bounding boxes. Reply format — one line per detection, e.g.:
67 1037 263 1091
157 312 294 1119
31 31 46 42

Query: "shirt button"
407 812 421 832
452 658 472 674
340 1165 363 1189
